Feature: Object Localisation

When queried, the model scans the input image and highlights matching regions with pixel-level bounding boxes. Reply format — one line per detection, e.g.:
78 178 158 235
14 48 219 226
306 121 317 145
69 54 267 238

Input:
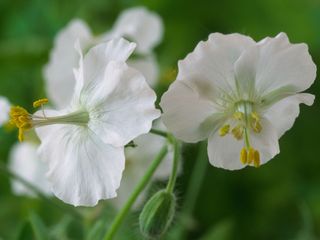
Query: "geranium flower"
160 33 316 170
112 120 174 210
9 142 52 197
10 38 160 206
44 7 163 109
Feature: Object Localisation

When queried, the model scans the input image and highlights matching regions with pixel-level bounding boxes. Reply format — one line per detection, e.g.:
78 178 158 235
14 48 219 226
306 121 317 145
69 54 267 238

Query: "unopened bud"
139 190 176 239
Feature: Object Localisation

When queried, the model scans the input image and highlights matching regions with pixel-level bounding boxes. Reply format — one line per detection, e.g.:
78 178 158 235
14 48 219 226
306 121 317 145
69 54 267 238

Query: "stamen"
10 101 90 142
219 124 230 137
231 125 244 140
232 104 262 167
33 98 49 108
253 150 260 168
233 112 244 120
251 112 259 121
251 121 262 133
248 147 255 164
250 112 262 133
240 147 248 164
10 106 33 142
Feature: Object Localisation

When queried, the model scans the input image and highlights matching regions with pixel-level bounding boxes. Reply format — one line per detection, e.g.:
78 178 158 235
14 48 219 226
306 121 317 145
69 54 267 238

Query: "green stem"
0 161 83 221
150 128 169 138
176 141 208 239
166 137 180 193
103 145 169 240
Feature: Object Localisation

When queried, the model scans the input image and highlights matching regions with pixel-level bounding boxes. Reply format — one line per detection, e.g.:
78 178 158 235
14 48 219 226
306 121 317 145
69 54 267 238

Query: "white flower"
44 7 163 109
111 120 174 210
107 7 163 54
10 38 160 206
160 33 316 170
0 96 10 125
9 142 52 197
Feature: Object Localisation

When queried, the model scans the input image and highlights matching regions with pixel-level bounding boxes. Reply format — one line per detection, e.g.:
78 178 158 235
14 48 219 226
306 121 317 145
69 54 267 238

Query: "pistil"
10 99 89 142
218 100 262 167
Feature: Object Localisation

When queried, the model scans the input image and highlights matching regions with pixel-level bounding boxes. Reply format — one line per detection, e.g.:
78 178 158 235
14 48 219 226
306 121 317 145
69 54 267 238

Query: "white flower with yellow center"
9 38 160 206
44 7 163 109
160 33 316 170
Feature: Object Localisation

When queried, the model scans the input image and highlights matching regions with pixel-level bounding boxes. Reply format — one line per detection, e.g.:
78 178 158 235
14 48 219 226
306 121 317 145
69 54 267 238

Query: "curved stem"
176 141 208 239
0 161 83 221
166 137 180 193
103 145 169 240
150 128 169 138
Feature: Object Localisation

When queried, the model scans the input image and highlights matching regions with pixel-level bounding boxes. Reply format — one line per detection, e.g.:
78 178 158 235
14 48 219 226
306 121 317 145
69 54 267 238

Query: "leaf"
28 212 49 240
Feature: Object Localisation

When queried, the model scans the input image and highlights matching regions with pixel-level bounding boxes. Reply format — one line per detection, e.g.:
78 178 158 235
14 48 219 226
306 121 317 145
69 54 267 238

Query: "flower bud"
139 190 176 239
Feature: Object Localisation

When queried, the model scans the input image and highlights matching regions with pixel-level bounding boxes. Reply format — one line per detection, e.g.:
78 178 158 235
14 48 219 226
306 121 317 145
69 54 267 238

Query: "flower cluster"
0 6 317 239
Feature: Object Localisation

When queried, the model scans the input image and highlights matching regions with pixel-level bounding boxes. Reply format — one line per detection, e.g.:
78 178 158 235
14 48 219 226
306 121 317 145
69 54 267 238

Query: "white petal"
9 142 52 197
250 120 280 166
109 7 163 54
81 38 136 85
0 96 10 125
263 93 315 138
234 45 259 99
44 19 92 109
128 55 159 87
207 119 279 170
207 130 244 170
177 33 256 94
254 32 317 94
37 125 125 207
83 61 160 147
160 80 222 143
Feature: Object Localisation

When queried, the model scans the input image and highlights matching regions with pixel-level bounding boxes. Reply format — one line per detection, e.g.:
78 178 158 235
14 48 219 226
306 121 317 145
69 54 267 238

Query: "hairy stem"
103 145 169 240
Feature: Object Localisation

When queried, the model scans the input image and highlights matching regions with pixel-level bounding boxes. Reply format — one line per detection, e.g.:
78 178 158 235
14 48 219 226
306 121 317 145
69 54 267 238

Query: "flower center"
10 98 90 142
218 100 261 167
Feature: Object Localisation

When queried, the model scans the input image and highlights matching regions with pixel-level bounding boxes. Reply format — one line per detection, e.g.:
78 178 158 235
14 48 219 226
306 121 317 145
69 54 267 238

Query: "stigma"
218 100 262 167
10 98 89 142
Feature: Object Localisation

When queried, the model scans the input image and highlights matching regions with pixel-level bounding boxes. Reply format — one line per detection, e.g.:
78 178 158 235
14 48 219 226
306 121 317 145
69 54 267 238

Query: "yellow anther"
33 98 48 108
231 125 244 140
251 112 260 121
233 112 244 120
248 147 255 164
250 112 262 133
251 121 262 133
219 124 230 137
10 106 33 142
240 147 248 164
253 150 260 168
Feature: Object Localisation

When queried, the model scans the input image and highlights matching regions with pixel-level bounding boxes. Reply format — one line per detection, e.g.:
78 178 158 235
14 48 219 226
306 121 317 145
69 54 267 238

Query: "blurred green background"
1 0 320 239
